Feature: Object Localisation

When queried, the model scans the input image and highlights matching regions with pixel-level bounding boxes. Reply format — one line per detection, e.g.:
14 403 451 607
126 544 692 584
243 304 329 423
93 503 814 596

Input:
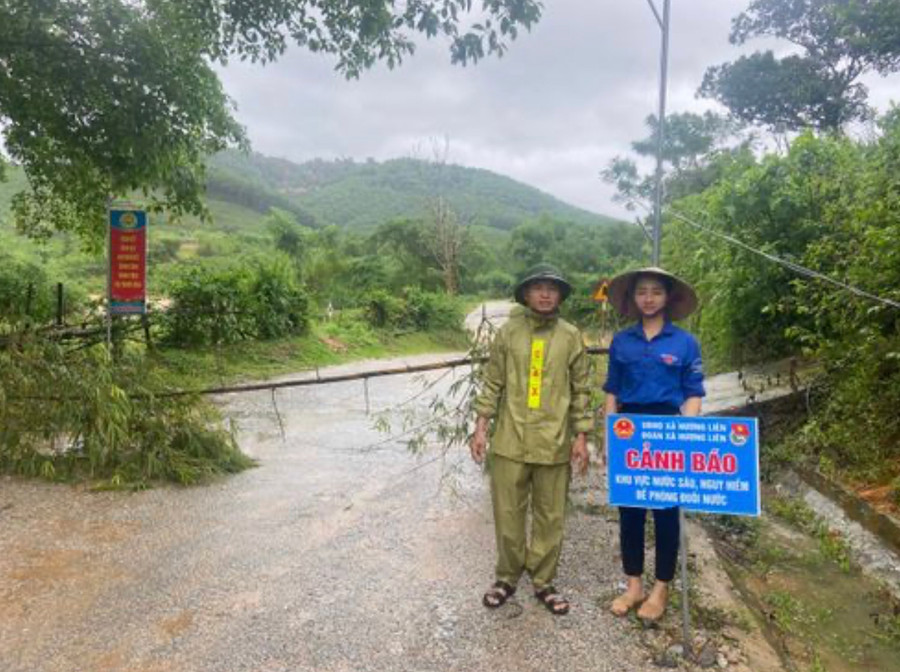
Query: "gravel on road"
0 352 772 672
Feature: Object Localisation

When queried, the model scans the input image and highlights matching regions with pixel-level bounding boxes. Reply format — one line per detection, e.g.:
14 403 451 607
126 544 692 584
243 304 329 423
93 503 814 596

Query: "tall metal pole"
654 4 692 655
647 0 691 657
651 0 670 267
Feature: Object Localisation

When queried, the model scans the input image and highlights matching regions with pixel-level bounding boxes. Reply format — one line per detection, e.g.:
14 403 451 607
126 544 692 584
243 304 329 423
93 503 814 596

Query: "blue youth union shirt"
603 322 705 408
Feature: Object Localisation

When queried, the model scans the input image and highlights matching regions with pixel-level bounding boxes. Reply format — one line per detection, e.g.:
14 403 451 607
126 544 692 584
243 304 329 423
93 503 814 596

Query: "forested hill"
206 150 622 230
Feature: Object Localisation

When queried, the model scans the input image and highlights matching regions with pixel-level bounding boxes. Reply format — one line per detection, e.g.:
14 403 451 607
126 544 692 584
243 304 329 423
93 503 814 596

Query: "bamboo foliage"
0 340 254 487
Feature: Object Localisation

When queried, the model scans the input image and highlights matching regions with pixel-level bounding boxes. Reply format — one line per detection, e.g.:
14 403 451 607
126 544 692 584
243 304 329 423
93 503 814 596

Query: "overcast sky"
217 0 900 221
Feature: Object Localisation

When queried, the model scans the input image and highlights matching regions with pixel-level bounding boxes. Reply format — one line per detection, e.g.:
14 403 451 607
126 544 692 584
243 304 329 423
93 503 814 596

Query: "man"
470 263 592 615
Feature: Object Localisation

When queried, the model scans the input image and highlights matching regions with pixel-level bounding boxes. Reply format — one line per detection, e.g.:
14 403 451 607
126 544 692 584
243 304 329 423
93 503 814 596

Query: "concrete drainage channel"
777 469 900 599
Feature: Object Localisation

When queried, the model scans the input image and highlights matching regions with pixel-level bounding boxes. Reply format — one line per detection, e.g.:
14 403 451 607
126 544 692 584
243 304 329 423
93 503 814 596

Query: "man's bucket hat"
608 266 698 321
514 263 573 305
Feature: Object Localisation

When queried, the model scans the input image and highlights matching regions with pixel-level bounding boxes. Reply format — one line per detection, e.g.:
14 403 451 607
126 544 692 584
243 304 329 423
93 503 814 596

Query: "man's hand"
571 433 589 476
469 416 490 464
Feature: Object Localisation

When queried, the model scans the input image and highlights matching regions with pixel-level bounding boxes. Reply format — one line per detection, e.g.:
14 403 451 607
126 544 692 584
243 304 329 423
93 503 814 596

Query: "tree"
425 195 469 294
419 138 471 295
631 112 744 174
699 0 900 132
601 111 747 211
266 208 312 262
0 0 542 241
509 217 561 268
370 218 441 290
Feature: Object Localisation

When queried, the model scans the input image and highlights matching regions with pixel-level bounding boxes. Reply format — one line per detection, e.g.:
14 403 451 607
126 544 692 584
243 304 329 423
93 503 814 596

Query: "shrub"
0 256 56 324
150 237 182 263
0 256 87 327
318 315 379 348
471 270 515 297
403 287 462 331
163 263 255 345
250 258 311 339
363 287 462 332
363 289 406 328
163 255 310 345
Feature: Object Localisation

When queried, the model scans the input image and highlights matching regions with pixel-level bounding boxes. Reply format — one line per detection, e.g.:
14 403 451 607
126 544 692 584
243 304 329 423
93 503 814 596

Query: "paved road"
0 342 662 672
464 300 514 335
0 300 799 672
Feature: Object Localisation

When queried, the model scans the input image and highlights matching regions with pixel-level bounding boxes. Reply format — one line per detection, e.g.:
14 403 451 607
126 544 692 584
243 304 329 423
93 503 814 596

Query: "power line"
668 208 900 311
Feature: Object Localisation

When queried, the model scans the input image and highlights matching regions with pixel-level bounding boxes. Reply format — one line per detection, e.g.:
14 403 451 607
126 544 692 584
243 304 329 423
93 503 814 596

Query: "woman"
602 267 705 621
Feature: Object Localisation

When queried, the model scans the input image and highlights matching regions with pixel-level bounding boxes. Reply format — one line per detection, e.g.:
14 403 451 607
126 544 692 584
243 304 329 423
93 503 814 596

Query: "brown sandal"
482 581 516 608
535 586 570 615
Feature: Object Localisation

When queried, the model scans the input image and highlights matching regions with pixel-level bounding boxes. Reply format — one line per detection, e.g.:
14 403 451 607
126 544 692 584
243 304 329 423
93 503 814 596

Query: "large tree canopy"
0 0 542 242
699 0 900 132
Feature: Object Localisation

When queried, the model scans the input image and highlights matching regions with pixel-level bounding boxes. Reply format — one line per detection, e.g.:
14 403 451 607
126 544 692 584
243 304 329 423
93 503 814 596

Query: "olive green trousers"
490 453 570 590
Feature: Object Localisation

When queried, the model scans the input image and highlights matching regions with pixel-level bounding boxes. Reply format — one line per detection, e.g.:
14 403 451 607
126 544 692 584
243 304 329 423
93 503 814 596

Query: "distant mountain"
206 150 623 230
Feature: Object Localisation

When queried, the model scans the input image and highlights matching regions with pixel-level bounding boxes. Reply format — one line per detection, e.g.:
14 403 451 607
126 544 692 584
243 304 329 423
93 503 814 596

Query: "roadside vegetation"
660 112 900 503
600 0 900 503
0 154 641 487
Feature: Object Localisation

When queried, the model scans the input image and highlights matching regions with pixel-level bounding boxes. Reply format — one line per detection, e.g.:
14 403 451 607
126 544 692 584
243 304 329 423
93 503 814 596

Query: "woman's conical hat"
608 266 698 321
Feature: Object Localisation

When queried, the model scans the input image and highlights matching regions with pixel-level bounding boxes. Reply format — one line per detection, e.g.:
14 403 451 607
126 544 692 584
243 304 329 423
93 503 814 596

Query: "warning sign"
607 414 760 516
592 278 610 303
108 206 148 315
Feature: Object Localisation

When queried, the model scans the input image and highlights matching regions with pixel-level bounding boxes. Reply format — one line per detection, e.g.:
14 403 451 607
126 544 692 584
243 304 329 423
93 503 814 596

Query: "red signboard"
108 208 148 315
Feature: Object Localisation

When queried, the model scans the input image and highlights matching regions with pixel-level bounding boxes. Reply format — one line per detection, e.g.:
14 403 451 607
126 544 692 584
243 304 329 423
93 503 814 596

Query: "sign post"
607 413 760 652
107 205 148 350
591 278 610 303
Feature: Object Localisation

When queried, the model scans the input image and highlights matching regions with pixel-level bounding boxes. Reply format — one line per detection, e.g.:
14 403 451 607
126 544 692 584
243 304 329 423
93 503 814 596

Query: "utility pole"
646 0 692 660
646 0 670 267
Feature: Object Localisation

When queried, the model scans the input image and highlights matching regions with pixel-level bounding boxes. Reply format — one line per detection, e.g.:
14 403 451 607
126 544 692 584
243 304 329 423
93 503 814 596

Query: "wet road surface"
1 349 659 672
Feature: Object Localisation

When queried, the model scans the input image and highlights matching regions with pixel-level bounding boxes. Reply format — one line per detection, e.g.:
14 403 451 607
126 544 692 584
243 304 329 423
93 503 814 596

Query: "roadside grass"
763 590 831 636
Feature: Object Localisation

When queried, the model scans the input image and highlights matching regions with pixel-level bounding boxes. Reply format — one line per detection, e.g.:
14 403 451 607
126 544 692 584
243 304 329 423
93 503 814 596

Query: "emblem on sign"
613 417 636 440
730 423 750 446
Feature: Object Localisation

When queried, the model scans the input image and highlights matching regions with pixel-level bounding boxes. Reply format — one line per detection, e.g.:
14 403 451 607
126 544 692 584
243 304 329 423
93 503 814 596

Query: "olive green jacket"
473 306 593 465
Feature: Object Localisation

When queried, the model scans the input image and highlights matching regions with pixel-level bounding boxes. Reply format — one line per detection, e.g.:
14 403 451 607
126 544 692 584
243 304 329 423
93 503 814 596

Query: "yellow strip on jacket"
528 339 545 409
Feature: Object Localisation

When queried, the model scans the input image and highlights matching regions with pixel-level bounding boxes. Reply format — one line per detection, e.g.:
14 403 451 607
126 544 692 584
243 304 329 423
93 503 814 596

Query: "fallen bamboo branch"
7 346 610 402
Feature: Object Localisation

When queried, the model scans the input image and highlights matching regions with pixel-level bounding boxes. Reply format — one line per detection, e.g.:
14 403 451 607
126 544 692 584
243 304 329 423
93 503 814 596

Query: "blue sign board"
606 414 760 516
